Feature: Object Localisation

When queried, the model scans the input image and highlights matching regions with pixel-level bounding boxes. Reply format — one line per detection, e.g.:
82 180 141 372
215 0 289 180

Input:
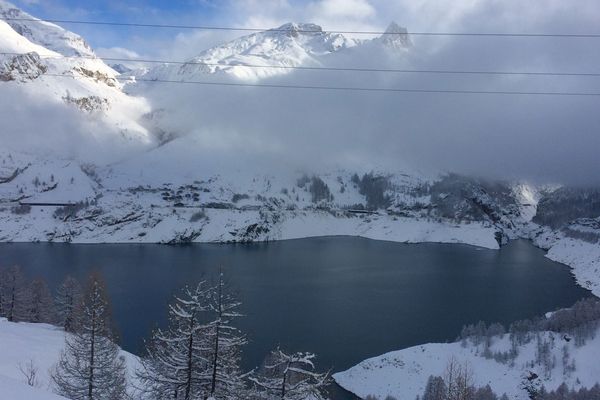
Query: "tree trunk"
210 279 222 395
185 314 195 400
88 306 96 399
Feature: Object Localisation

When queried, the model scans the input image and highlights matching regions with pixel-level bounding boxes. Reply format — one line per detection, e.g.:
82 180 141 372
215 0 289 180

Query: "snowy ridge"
333 327 600 399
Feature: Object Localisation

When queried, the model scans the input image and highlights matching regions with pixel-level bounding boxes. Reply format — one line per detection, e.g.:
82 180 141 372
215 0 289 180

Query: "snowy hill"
0 318 138 400
334 300 600 399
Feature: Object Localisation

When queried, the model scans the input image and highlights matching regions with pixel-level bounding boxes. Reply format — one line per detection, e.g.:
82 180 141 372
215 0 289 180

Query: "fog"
0 85 150 163
137 31 600 185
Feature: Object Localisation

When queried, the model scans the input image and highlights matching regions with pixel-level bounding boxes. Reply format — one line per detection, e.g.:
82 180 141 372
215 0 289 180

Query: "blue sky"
11 0 227 50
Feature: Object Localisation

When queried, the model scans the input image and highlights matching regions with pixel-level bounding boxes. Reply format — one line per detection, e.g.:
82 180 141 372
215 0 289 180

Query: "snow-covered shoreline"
333 327 600 400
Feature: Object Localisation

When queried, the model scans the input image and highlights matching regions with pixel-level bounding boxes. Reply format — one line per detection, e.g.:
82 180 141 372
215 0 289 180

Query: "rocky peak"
379 22 412 49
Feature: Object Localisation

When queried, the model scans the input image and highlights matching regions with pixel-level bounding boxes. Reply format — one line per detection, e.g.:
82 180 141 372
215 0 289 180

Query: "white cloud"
308 0 376 20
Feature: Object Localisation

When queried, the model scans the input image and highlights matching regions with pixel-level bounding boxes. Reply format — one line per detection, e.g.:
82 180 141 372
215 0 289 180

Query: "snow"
0 375 68 400
134 22 360 83
0 0 97 58
0 20 58 57
0 2 154 161
546 238 600 297
334 328 600 400
0 318 139 399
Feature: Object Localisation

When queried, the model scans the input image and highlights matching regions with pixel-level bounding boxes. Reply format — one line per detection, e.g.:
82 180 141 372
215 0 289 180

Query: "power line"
2 17 600 38
2 52 599 78
41 73 600 97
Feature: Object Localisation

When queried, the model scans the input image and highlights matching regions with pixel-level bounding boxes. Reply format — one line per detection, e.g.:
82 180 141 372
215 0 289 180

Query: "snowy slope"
133 21 410 83
0 318 139 400
0 1 153 160
1 0 94 57
136 22 359 82
334 327 600 399
0 376 68 400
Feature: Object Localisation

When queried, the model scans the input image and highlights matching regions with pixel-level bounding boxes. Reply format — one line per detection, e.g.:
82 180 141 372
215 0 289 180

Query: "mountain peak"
379 22 412 49
271 22 324 37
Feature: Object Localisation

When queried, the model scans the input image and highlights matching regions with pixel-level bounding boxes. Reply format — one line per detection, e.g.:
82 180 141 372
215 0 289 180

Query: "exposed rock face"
534 187 600 229
0 52 46 81
378 22 412 49
63 94 109 113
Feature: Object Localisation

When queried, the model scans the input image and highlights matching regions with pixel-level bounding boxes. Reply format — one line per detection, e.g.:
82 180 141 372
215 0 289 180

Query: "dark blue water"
0 238 592 399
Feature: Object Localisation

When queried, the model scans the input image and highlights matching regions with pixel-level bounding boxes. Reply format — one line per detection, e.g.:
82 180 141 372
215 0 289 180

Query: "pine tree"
1 265 31 322
137 281 214 400
55 275 83 332
29 278 56 323
249 348 330 400
205 271 247 399
51 274 127 400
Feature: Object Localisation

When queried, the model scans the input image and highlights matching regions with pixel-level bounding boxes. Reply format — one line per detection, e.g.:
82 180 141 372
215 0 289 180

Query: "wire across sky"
2 15 599 98
2 16 600 38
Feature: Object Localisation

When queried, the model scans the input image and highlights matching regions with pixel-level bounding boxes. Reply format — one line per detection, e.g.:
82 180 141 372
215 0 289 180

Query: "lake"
0 238 592 399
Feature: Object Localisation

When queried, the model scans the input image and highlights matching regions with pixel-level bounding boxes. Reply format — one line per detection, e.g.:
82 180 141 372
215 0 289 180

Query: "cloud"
0 84 148 163
8 0 600 184
130 0 600 185
308 0 376 20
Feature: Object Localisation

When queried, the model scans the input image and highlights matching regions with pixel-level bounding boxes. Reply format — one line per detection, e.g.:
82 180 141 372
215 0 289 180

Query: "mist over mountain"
1 0 599 185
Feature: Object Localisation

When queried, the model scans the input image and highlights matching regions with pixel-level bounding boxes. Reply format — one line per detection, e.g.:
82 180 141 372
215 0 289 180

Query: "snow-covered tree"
51 274 127 400
0 265 31 322
55 275 83 332
137 281 214 400
422 375 446 400
138 273 247 400
29 278 56 323
205 271 247 399
249 348 330 400
444 357 474 400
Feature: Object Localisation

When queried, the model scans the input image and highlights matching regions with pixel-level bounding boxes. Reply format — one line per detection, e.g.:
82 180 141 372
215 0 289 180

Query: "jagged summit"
379 21 412 49
270 22 324 37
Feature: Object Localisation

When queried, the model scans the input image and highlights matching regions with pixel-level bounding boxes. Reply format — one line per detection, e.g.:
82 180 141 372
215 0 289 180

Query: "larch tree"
205 271 247 399
422 375 447 400
1 265 31 322
55 275 83 332
137 281 214 400
249 348 330 400
138 273 248 400
29 278 56 323
0 266 6 317
51 274 127 400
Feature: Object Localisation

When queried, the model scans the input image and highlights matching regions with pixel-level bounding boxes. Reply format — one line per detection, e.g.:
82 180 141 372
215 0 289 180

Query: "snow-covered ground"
334 326 600 400
527 225 600 297
0 318 138 400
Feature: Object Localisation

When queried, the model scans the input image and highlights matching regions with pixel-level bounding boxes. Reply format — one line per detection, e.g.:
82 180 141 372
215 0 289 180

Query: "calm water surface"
0 238 592 399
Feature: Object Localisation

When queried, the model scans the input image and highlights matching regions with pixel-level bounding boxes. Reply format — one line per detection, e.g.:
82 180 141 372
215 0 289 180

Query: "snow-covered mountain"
134 21 409 82
0 0 153 159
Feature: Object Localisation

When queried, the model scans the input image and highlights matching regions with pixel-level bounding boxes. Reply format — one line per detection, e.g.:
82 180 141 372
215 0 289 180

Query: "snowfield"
0 318 139 400
334 327 600 400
